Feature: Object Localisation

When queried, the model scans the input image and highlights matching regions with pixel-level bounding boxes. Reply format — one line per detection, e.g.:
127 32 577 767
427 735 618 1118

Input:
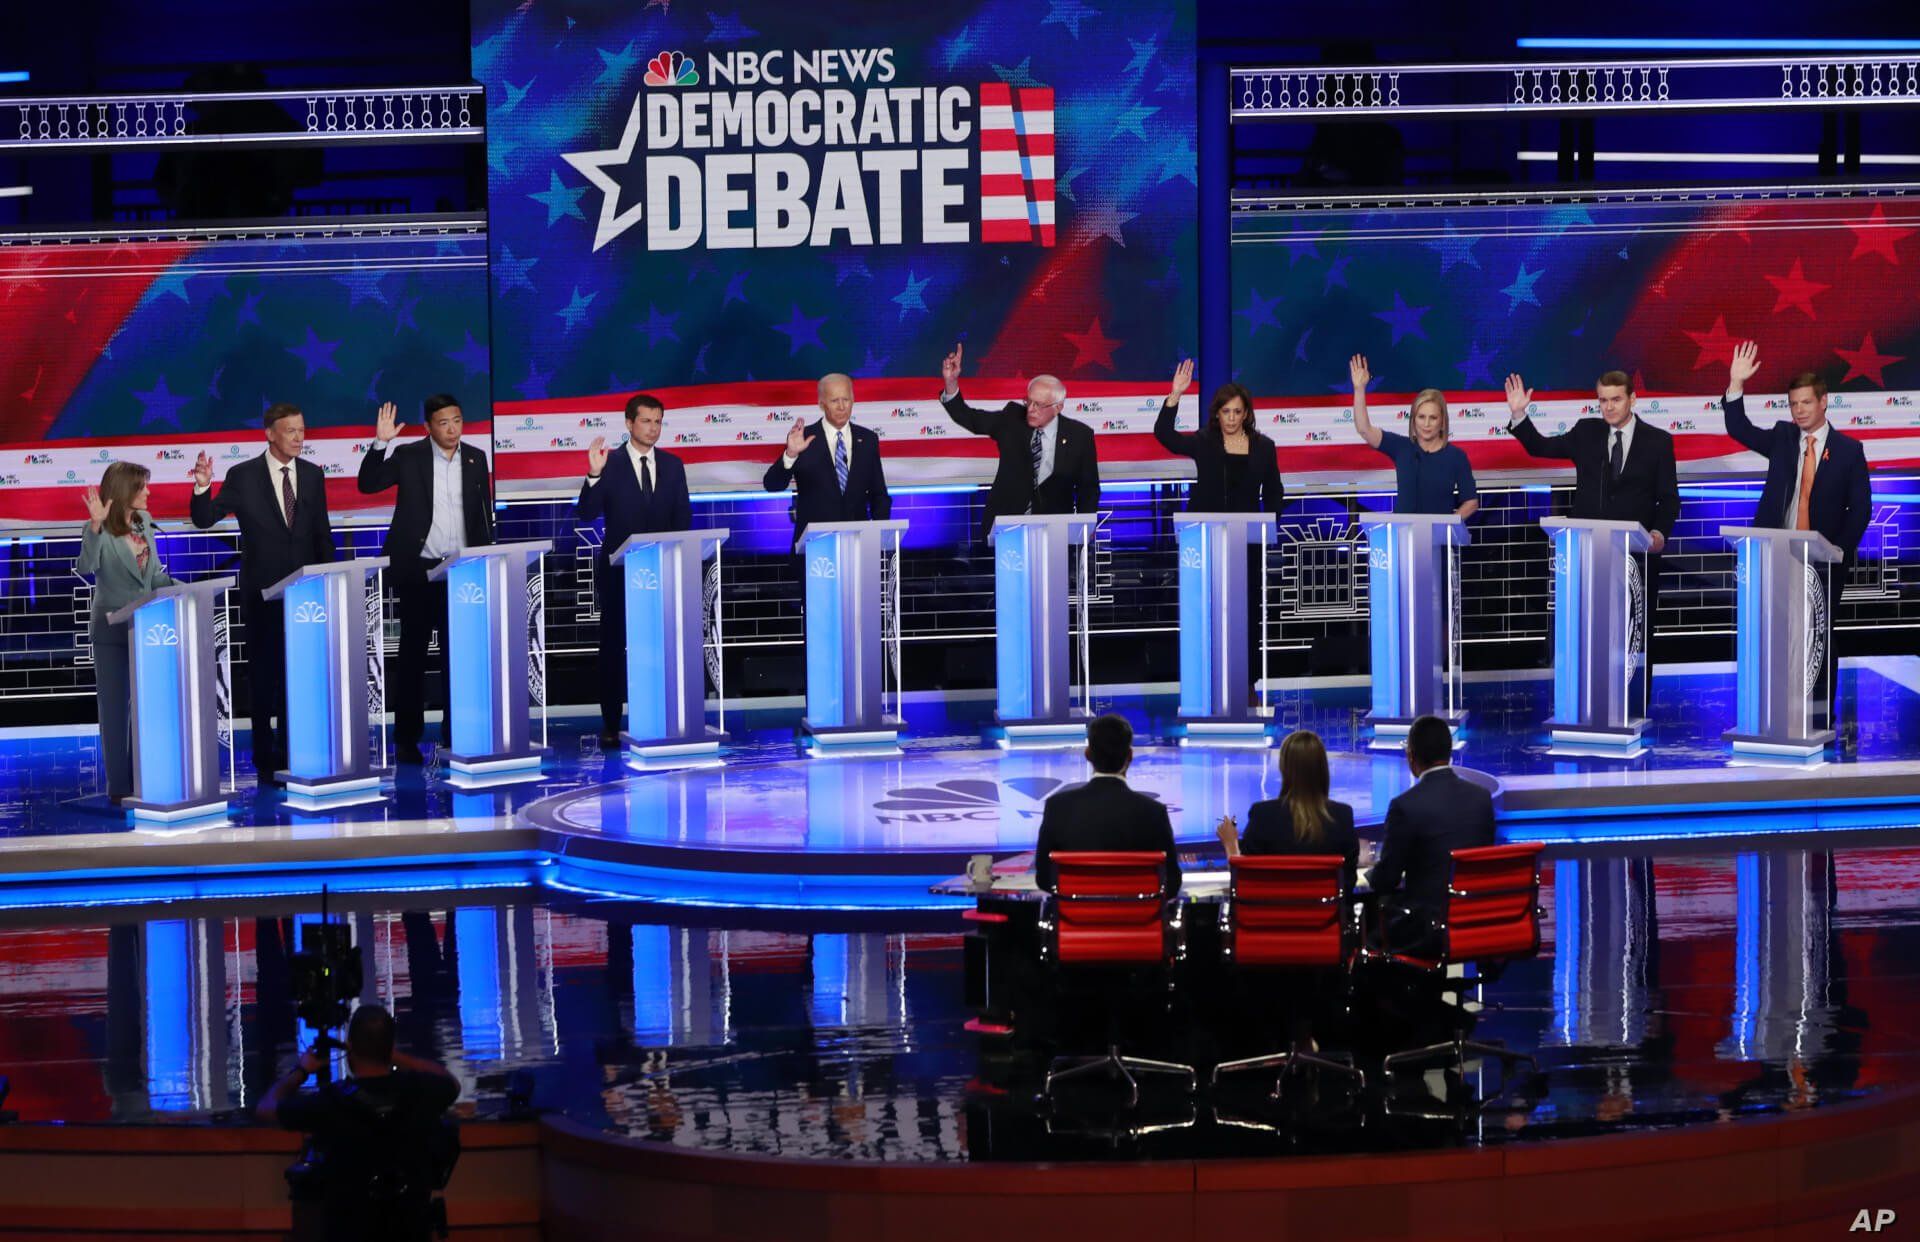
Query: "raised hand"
1349 353 1370 392
785 418 817 457
1168 358 1195 404
1729 340 1761 391
1504 372 1534 420
191 451 213 490
586 435 609 478
940 341 964 389
82 484 108 528
373 400 400 443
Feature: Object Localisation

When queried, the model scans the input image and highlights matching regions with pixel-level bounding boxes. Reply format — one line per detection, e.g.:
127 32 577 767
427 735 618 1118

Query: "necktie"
640 454 653 497
1027 428 1044 512
1795 434 1817 531
834 431 849 493
280 465 296 527
1609 429 1624 480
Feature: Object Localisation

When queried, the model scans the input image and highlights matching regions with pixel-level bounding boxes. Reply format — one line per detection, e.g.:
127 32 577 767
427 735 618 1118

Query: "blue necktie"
834 431 848 493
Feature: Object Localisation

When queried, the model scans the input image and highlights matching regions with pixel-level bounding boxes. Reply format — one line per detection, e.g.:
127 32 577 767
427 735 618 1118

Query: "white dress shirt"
586 439 657 489
381 438 467 560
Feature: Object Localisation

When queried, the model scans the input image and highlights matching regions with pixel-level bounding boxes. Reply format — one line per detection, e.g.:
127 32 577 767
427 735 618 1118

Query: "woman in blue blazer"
78 462 175 803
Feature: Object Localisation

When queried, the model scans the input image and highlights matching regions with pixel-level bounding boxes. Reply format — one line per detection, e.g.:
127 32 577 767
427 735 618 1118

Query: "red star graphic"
1763 258 1829 319
1063 317 1121 372
1681 315 1741 370
1847 203 1916 265
1833 333 1904 387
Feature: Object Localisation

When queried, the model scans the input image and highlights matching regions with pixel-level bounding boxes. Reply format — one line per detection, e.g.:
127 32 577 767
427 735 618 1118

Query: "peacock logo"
291 601 329 625
144 623 180 648
644 51 698 87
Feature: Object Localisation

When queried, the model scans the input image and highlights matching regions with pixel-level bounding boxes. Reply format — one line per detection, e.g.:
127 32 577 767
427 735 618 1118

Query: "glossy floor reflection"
1 838 1916 1162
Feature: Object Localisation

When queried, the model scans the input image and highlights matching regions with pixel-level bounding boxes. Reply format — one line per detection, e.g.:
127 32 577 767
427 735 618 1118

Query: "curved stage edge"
5 1088 1911 1241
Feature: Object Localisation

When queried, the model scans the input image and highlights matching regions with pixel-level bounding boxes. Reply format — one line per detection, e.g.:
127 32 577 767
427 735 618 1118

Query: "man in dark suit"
762 372 891 551
1033 713 1182 895
938 342 1101 540
356 395 496 764
1368 715 1497 953
577 393 693 746
1722 341 1871 560
1505 368 1681 619
191 402 338 783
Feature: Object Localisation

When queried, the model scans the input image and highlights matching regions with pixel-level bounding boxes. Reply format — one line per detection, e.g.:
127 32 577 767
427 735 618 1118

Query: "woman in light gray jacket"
78 461 175 803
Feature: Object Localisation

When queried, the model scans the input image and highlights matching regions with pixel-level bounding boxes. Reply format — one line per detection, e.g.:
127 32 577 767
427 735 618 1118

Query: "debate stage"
4 658 1920 911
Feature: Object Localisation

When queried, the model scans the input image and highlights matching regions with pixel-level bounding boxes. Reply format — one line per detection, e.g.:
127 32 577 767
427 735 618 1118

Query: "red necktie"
280 465 296 528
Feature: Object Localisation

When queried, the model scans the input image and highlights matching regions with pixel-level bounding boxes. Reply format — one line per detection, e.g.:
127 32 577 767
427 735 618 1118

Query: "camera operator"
257 1004 460 1242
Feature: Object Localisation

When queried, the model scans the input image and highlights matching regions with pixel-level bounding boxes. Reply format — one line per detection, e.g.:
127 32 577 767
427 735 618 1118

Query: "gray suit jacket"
77 515 176 634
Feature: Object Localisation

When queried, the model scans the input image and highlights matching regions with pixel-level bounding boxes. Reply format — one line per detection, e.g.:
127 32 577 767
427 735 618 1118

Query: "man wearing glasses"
939 341 1102 541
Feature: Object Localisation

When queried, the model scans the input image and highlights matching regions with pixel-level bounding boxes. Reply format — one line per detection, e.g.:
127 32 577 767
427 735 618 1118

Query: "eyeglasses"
1023 397 1062 410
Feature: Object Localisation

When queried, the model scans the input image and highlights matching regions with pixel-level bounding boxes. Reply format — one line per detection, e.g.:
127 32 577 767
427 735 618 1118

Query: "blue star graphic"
861 347 891 375
1157 135 1197 186
1324 256 1352 292
771 303 827 356
500 78 535 114
941 24 978 70
1287 227 1322 266
486 134 521 177
831 254 872 285
1424 220 1481 273
1144 258 1180 296
1544 204 1595 234
393 294 421 335
236 289 264 326
516 364 553 400
1294 328 1314 364
722 270 750 306
145 268 193 305
335 270 387 307
1373 291 1430 345
529 170 587 227
1233 287 1282 336
691 343 711 377
133 375 189 429
640 304 680 349
364 369 385 405
447 331 489 376
1124 35 1158 75
1113 103 1158 141
1056 164 1086 204
992 57 1041 88
494 245 539 295
287 327 342 379
892 270 931 321
1456 340 1498 389
1501 263 1544 311
1042 0 1099 38
595 42 639 86
682 255 712 284
555 286 597 333
707 12 757 41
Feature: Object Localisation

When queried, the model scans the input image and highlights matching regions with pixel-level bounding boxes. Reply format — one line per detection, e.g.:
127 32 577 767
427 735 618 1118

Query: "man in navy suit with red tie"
761 372 892 553
577 393 692 746
1722 340 1873 730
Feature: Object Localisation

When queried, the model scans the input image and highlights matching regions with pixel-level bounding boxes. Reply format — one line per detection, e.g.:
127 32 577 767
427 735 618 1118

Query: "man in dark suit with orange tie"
1722 340 1872 733
356 395 495 764
577 393 692 747
938 341 1101 541
762 372 891 553
190 403 338 784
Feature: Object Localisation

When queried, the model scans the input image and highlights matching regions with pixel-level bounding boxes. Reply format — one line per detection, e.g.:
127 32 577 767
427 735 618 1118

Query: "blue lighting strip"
0 72 31 84
1517 37 1920 50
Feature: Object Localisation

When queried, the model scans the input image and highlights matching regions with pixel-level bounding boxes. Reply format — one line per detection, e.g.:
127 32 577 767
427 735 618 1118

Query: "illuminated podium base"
443 750 548 790
801 718 904 749
624 726 728 763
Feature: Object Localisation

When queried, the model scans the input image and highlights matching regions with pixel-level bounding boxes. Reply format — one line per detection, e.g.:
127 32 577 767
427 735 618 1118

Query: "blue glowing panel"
1734 539 1762 737
456 907 503 1062
1176 523 1214 718
447 558 498 757
631 923 671 1041
810 933 849 1027
1553 527 1582 725
143 919 193 1112
1367 527 1401 719
132 597 186 806
283 575 337 779
804 533 847 727
994 526 1034 720
625 543 668 740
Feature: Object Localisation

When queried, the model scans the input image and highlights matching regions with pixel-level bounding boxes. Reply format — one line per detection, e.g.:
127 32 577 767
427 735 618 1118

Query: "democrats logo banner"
473 0 1197 414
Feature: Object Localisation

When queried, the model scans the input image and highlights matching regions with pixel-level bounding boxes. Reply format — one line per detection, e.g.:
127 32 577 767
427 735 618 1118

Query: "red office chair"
1366 842 1544 1081
1211 854 1364 1096
1039 851 1195 1107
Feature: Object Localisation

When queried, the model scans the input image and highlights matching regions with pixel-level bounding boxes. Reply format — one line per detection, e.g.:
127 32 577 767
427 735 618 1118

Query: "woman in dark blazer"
1216 729 1360 891
1153 359 1285 516
78 461 176 804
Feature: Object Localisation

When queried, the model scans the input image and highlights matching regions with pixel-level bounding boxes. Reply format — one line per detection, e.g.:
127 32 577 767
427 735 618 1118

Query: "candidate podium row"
110 515 1843 820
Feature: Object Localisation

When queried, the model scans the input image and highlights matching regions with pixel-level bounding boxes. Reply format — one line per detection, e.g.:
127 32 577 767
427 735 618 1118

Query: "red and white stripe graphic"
978 83 1055 247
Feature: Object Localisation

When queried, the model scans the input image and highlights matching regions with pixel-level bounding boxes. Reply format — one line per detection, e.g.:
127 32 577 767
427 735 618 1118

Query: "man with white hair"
938 342 1101 540
763 371 892 552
